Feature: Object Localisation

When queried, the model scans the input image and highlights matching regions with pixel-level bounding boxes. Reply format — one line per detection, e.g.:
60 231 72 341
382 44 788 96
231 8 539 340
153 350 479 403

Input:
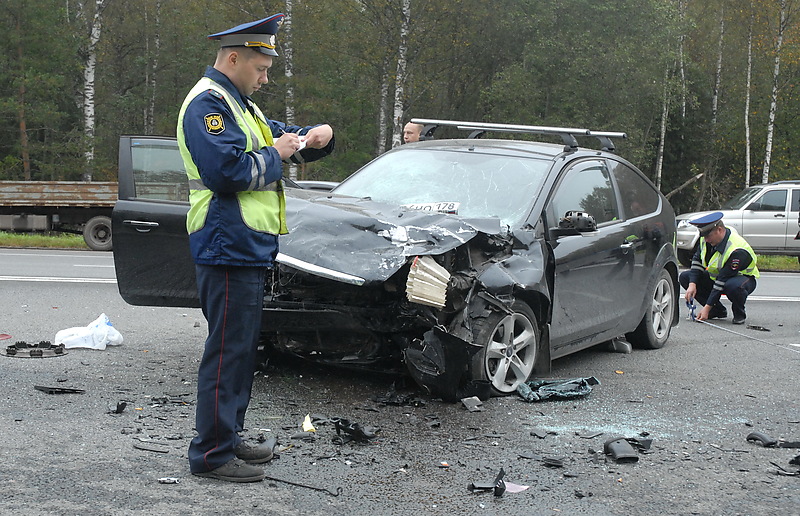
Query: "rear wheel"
83 216 113 251
626 268 675 349
470 301 539 396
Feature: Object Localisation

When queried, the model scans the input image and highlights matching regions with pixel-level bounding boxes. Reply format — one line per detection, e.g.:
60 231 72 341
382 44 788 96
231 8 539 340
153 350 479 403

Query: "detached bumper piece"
2 341 66 358
34 385 85 394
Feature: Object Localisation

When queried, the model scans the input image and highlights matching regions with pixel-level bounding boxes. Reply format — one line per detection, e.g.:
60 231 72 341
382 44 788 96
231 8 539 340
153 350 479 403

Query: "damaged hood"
278 190 505 285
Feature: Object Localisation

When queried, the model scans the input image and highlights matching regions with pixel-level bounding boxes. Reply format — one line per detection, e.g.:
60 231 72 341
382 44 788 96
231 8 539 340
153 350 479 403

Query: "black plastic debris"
290 431 316 441
746 431 800 448
461 396 484 412
604 437 640 463
372 390 426 407
3 341 66 358
516 376 600 402
133 441 170 453
607 337 632 354
109 401 127 414
542 456 565 468
332 418 379 444
34 385 84 394
469 467 506 496
404 328 489 402
746 324 770 332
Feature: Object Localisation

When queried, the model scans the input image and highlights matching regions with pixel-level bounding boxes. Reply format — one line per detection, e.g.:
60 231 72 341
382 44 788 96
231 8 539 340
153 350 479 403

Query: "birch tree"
761 0 789 184
390 0 411 149
69 0 110 181
744 5 754 186
283 0 299 180
143 0 161 136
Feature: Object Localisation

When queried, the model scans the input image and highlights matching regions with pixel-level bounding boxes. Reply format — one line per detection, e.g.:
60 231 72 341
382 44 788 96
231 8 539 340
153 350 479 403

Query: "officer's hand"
684 283 697 304
273 133 303 160
302 124 333 149
696 304 711 322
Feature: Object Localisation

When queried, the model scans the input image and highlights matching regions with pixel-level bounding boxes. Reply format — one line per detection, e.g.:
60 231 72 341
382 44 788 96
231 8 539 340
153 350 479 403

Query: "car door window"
747 189 787 211
551 160 619 225
790 189 799 212
609 161 660 219
130 139 189 202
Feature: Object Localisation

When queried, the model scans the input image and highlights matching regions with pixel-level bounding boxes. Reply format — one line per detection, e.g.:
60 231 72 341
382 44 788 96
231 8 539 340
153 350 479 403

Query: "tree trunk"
144 0 161 135
283 0 298 180
390 0 411 149
695 8 724 212
79 0 109 182
15 15 31 181
376 58 390 155
744 8 753 187
762 0 786 185
655 63 670 191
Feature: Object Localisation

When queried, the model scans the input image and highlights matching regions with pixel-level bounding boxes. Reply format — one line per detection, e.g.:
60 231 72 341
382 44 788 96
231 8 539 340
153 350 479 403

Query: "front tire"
626 268 675 349
470 301 539 396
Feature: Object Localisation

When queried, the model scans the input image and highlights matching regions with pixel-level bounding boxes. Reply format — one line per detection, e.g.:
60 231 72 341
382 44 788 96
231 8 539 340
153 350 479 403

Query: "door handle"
774 213 785 218
123 220 160 233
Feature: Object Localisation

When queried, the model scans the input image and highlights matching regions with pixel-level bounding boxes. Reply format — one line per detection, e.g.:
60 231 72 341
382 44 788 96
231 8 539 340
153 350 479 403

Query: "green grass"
0 231 88 249
756 254 800 271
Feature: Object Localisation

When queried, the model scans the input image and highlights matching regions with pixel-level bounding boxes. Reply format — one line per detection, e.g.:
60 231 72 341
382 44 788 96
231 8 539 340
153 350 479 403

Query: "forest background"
2 0 799 215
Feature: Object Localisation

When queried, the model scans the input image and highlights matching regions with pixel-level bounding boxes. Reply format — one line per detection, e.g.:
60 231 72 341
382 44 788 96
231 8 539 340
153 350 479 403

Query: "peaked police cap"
208 14 284 57
689 211 724 235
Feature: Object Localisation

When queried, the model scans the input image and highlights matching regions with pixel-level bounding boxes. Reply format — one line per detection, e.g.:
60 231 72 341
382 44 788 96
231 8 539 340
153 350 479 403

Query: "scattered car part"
157 477 180 484
604 437 640 463
333 418 379 443
133 441 170 453
34 385 84 394
461 396 484 412
607 337 633 353
3 341 66 358
746 432 800 448
469 467 506 496
263 475 342 497
516 376 600 402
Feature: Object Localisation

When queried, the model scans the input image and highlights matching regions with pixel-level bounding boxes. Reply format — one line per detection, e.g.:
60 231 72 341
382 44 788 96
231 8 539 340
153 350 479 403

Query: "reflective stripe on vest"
700 228 760 279
177 77 287 235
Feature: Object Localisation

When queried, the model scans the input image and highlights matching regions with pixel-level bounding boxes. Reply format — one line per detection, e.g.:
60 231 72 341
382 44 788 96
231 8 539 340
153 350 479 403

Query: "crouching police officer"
177 13 334 482
679 212 759 325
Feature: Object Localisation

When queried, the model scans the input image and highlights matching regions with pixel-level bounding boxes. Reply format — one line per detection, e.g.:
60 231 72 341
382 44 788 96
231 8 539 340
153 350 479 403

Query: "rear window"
610 161 660 218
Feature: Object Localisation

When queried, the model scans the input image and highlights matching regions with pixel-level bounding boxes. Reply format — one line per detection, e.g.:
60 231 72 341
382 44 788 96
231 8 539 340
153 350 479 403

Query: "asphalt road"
0 249 798 515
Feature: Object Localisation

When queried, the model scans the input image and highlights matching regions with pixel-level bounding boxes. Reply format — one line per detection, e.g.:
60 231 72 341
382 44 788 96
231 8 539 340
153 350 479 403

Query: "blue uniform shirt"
181 66 333 266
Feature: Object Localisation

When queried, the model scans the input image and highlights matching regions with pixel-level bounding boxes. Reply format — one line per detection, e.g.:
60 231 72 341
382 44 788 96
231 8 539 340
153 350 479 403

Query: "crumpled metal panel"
280 191 504 284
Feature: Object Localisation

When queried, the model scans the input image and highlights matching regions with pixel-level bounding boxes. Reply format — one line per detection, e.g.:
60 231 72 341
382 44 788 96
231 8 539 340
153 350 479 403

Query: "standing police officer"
177 13 334 482
679 212 759 325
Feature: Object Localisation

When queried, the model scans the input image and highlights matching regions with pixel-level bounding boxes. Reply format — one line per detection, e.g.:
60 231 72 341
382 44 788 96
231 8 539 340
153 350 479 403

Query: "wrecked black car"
112 119 679 400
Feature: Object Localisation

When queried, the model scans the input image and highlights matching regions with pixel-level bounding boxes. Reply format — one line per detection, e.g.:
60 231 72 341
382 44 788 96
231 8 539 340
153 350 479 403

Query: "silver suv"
675 180 800 266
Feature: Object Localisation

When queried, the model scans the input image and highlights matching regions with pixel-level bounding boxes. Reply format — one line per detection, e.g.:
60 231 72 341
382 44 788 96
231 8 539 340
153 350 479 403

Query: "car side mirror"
551 211 597 237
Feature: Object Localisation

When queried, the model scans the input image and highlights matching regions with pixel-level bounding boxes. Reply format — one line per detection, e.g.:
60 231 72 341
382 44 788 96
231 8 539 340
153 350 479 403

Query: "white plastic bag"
55 313 124 350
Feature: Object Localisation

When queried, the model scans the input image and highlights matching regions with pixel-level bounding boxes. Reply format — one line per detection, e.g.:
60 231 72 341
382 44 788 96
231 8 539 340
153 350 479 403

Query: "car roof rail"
411 118 627 152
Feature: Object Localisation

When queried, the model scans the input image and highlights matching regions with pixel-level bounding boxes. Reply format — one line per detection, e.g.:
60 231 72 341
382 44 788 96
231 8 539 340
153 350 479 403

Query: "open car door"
112 136 199 307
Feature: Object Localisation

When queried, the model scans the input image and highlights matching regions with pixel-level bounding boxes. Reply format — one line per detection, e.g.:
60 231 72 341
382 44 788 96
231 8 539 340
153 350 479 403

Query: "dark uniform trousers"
679 270 757 319
189 264 266 473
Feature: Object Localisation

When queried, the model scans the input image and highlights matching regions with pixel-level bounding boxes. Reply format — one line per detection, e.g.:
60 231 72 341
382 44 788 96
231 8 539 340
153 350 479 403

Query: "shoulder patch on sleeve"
204 113 225 135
